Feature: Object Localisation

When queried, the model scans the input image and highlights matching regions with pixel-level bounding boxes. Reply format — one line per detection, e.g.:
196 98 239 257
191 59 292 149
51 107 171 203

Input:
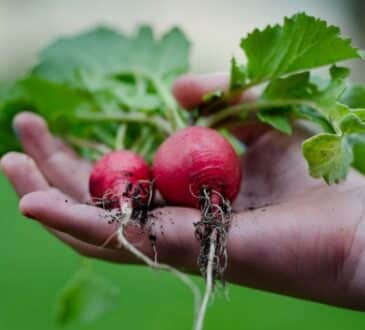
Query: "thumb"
172 73 268 145
173 73 230 109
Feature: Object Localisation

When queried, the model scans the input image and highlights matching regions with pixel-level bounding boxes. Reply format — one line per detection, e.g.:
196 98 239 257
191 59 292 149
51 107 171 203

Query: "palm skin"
1 73 365 311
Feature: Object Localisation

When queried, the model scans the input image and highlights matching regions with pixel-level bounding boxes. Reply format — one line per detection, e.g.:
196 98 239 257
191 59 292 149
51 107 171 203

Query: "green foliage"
302 134 353 184
229 57 247 90
0 26 191 160
238 13 362 85
33 26 190 86
257 108 292 134
55 262 120 325
341 85 365 108
224 13 365 183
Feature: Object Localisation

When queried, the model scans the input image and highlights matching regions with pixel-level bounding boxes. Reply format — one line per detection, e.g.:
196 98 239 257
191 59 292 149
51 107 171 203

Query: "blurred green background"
1 0 365 329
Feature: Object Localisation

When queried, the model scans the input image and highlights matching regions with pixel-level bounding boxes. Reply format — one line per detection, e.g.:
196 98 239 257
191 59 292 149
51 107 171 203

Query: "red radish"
89 150 151 210
88 149 202 318
152 126 242 208
153 126 242 330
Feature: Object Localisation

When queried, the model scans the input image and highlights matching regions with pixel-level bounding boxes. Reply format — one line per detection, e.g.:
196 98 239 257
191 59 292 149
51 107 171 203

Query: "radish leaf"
55 265 119 325
33 26 190 86
239 13 362 86
303 134 353 184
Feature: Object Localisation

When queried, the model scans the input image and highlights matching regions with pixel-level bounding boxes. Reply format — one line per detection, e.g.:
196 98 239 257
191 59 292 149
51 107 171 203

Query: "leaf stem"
66 135 111 154
115 124 127 150
197 99 320 127
151 76 186 130
76 111 173 135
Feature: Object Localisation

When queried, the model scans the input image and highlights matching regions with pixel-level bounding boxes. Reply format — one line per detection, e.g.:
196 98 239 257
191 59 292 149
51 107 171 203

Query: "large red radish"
153 126 242 330
152 126 242 208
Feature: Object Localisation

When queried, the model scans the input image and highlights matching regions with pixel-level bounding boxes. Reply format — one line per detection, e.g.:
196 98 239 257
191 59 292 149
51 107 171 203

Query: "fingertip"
13 111 48 135
1 151 25 169
173 73 229 109
0 152 34 176
19 188 59 215
172 74 203 109
19 191 39 218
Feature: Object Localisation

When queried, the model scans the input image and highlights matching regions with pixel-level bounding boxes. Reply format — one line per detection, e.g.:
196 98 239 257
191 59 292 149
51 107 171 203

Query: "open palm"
2 73 365 311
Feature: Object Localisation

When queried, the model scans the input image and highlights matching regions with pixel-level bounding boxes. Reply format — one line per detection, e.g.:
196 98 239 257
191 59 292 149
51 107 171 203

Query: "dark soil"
194 187 232 285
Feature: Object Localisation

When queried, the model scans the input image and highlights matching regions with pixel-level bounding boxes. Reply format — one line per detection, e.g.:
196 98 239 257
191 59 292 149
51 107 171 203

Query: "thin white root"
194 232 216 330
117 226 202 323
109 203 201 327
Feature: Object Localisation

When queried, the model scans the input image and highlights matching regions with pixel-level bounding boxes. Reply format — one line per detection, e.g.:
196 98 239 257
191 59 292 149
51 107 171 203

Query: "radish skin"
153 126 242 208
89 150 151 209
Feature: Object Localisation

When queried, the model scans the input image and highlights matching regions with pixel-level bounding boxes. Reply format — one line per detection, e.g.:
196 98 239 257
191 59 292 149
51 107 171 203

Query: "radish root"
193 187 232 330
97 185 202 328
116 219 202 317
195 230 217 330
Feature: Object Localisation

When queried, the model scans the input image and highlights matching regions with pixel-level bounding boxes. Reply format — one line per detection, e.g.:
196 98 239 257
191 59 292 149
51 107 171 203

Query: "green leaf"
0 76 91 125
229 57 247 91
262 72 314 100
261 67 349 133
257 108 292 134
74 70 162 112
0 77 94 155
153 27 191 83
33 27 130 83
241 13 362 84
33 26 190 86
293 106 333 133
341 85 365 108
339 113 365 134
351 108 365 121
315 66 350 109
302 133 353 184
55 265 120 325
353 143 365 173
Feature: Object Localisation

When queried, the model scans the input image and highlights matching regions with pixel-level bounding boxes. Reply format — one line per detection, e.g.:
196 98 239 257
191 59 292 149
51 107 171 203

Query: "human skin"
1 73 365 311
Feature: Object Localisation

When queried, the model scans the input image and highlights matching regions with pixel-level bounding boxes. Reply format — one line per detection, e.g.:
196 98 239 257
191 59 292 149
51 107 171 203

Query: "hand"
1 73 365 311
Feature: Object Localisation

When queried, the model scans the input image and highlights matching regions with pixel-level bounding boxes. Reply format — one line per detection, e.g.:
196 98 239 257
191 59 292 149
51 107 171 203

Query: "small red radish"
89 150 152 211
89 151 200 313
152 126 242 208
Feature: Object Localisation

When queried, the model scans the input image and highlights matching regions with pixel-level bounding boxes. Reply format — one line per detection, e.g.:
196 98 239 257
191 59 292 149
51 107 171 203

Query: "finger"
0 152 120 261
173 73 229 109
19 188 201 270
172 73 255 109
14 112 92 202
0 152 49 196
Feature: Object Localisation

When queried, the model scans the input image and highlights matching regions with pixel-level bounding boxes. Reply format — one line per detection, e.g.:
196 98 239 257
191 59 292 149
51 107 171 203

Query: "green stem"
135 74 146 96
76 111 173 136
151 76 186 130
115 69 186 131
66 136 111 154
93 127 116 148
197 99 320 127
130 127 150 153
115 124 127 150
139 136 155 158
